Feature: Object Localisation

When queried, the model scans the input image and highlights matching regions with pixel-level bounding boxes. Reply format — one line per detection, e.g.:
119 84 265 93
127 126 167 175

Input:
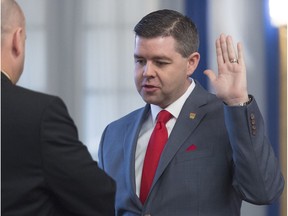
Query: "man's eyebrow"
134 54 172 61
134 54 142 59
152 56 172 61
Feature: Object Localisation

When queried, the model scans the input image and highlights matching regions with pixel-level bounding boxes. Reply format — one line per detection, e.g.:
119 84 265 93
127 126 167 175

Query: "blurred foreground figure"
1 0 116 215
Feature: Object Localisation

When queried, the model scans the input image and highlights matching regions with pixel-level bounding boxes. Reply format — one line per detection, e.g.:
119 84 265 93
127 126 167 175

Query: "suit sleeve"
40 97 116 215
98 126 109 170
224 97 284 204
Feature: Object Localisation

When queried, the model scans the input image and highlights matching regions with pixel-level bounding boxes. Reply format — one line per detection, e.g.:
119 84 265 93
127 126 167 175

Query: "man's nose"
143 62 155 77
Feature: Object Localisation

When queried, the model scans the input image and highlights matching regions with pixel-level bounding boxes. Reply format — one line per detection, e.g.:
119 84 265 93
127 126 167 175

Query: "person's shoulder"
109 106 146 126
190 81 220 104
5 83 65 109
19 85 60 101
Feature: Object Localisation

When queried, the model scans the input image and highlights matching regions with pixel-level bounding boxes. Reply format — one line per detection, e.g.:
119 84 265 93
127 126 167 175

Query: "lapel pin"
189 112 196 119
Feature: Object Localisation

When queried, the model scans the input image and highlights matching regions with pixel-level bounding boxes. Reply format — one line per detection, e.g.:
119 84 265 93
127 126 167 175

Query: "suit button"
251 119 256 125
250 113 255 120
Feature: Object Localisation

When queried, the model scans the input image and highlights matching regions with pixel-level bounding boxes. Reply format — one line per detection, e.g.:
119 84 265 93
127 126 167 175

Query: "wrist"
237 96 252 106
227 95 252 106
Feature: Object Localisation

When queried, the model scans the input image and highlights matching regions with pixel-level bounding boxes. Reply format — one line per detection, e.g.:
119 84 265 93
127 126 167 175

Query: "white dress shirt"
135 78 195 196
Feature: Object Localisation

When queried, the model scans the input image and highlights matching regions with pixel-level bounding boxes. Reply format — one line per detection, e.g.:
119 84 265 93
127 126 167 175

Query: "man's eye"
156 61 168 66
135 59 145 65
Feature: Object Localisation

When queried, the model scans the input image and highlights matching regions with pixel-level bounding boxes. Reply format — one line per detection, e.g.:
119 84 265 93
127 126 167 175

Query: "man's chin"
142 97 159 106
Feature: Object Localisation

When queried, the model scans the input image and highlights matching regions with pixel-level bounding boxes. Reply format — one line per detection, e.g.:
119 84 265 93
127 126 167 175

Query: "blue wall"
185 0 208 89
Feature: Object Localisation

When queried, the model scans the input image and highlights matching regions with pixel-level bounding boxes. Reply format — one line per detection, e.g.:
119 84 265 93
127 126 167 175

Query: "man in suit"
1 0 116 215
98 9 284 216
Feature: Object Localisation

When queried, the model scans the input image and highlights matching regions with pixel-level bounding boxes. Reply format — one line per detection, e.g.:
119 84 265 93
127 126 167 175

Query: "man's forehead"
134 36 180 58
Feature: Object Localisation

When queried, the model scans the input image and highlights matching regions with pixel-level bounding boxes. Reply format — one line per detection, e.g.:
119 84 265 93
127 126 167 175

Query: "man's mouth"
142 84 159 92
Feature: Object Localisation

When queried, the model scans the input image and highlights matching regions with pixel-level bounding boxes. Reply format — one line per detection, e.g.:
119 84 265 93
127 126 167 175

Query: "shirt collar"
1 70 12 81
150 78 195 123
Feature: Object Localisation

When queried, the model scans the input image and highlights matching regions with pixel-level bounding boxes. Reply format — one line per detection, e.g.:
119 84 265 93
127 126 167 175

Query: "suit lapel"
152 82 211 190
123 105 150 206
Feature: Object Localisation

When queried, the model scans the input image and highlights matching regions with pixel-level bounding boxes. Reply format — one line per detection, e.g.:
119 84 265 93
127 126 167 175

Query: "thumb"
204 69 216 82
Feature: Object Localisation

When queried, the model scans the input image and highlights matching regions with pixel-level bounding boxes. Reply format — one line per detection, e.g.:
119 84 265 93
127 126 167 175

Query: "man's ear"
12 28 24 57
187 52 200 77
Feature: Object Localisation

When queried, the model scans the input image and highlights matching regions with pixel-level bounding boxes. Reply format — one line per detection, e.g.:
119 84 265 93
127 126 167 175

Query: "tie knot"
157 110 172 124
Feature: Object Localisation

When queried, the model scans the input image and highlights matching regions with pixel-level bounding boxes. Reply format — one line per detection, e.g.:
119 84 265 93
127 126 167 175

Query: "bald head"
1 0 26 84
1 0 25 36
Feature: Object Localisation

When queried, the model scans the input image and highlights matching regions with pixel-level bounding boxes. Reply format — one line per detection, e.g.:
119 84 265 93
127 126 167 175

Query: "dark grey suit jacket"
98 81 284 216
1 73 116 216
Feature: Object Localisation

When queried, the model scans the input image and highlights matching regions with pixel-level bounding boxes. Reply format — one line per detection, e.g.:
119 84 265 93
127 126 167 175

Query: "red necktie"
140 110 172 204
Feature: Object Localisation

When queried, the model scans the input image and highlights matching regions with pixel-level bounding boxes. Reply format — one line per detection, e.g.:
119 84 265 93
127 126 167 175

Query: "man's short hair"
134 9 199 57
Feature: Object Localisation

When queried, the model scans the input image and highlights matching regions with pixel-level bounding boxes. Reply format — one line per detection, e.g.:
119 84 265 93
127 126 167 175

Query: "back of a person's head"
1 0 24 36
134 9 199 57
1 0 26 84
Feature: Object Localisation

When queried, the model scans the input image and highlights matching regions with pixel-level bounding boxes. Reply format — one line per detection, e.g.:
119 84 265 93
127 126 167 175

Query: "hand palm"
204 34 248 106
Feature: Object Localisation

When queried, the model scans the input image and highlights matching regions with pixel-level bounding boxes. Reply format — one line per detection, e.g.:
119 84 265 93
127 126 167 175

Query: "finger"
237 42 245 65
204 69 217 83
215 38 224 65
220 34 229 63
227 35 237 62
